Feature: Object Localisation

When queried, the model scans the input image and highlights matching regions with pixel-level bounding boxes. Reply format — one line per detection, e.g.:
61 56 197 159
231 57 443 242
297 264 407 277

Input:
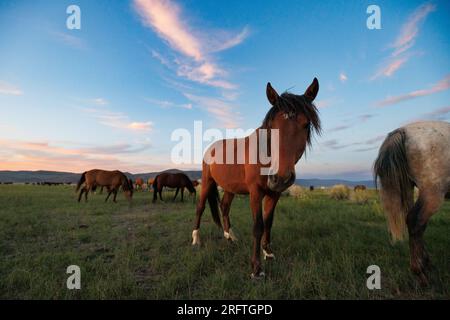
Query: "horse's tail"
76 172 86 192
207 181 222 228
374 128 414 241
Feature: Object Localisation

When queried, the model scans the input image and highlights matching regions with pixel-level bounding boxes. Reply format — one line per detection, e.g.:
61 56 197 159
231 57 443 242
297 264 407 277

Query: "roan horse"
374 121 450 286
76 169 133 203
152 172 196 203
192 78 321 278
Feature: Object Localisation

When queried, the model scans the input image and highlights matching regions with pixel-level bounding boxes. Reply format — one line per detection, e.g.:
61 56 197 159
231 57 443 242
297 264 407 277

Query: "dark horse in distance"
192 78 321 278
152 172 196 203
76 169 133 203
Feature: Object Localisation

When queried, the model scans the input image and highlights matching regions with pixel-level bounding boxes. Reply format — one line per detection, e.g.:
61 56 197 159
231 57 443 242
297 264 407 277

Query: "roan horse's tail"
76 172 86 192
207 181 222 228
374 128 414 241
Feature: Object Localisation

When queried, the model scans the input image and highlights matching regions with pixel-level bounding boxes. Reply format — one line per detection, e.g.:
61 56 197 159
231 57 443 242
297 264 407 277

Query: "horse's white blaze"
192 229 200 245
263 249 275 260
404 121 450 193
224 228 237 241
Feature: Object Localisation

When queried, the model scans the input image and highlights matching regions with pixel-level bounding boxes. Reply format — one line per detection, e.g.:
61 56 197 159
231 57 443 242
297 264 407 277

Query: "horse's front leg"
262 192 280 260
250 189 264 278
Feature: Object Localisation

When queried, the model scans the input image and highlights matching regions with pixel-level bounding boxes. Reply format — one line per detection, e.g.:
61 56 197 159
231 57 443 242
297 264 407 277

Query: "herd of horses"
75 170 198 203
73 78 449 285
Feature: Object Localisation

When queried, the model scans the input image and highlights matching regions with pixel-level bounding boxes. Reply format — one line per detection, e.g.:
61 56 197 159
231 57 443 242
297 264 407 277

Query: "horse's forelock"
261 93 321 146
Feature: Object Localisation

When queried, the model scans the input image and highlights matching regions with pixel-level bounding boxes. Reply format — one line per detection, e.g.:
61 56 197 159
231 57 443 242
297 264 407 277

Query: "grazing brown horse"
135 177 144 191
192 79 321 278
152 172 196 203
147 178 155 188
173 180 200 202
354 185 367 191
374 121 450 286
76 169 133 203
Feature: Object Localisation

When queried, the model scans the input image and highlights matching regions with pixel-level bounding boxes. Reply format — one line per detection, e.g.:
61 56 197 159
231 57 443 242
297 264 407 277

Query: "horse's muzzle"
267 172 296 192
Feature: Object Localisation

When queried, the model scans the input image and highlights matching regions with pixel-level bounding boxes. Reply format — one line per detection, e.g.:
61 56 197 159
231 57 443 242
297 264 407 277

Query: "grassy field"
0 184 448 299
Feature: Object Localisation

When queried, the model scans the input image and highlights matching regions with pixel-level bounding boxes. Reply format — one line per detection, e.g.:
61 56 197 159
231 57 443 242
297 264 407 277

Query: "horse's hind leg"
220 191 236 242
262 193 280 260
181 187 184 202
113 189 118 203
84 186 89 202
159 188 164 201
173 188 179 202
192 178 214 245
407 189 444 286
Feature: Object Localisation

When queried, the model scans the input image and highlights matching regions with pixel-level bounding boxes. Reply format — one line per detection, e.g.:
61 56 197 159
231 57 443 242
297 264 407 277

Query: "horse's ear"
266 82 279 106
304 77 319 102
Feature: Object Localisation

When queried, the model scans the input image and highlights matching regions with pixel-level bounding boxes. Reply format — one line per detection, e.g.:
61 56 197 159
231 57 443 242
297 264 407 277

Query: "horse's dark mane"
121 174 132 191
261 93 321 146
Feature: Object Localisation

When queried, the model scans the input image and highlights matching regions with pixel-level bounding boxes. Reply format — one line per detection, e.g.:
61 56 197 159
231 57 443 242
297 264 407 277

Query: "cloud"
51 31 86 50
0 82 23 96
92 98 108 106
392 3 436 57
134 0 248 89
321 139 350 150
145 98 192 109
328 124 352 132
82 108 153 132
326 114 375 133
370 57 408 80
184 93 241 128
0 139 157 172
377 74 450 107
371 3 435 80
407 105 450 123
339 73 348 82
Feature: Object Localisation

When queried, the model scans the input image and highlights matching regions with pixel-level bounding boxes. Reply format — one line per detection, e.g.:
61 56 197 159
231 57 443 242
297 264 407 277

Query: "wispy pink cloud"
371 3 435 80
133 0 248 89
392 3 436 57
0 139 157 172
82 108 153 132
0 81 23 96
184 93 241 128
377 74 450 107
370 57 408 80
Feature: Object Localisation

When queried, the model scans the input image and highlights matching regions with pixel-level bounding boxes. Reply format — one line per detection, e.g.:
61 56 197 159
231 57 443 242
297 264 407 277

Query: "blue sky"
0 0 449 179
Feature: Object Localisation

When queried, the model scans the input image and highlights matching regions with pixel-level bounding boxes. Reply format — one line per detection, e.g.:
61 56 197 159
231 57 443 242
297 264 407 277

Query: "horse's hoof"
250 271 265 280
192 229 201 246
263 249 275 260
224 228 237 242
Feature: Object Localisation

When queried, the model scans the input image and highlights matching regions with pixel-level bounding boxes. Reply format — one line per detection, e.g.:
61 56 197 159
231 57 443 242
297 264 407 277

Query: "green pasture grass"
0 185 448 299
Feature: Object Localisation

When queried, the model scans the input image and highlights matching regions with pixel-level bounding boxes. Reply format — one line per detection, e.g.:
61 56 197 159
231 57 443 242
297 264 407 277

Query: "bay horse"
354 185 367 191
152 172 196 203
374 121 450 286
76 169 133 203
135 177 144 191
192 78 321 278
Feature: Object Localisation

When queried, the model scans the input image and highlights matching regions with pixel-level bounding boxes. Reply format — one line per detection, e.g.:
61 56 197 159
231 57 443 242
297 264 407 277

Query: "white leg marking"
192 229 201 246
251 271 266 279
224 228 238 242
263 249 275 260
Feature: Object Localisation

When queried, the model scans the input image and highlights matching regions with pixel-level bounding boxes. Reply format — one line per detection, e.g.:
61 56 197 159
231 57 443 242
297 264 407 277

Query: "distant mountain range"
0 170 374 188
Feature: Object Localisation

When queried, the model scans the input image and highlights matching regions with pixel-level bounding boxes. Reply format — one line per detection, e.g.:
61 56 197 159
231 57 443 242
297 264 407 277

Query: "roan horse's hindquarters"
374 120 450 286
